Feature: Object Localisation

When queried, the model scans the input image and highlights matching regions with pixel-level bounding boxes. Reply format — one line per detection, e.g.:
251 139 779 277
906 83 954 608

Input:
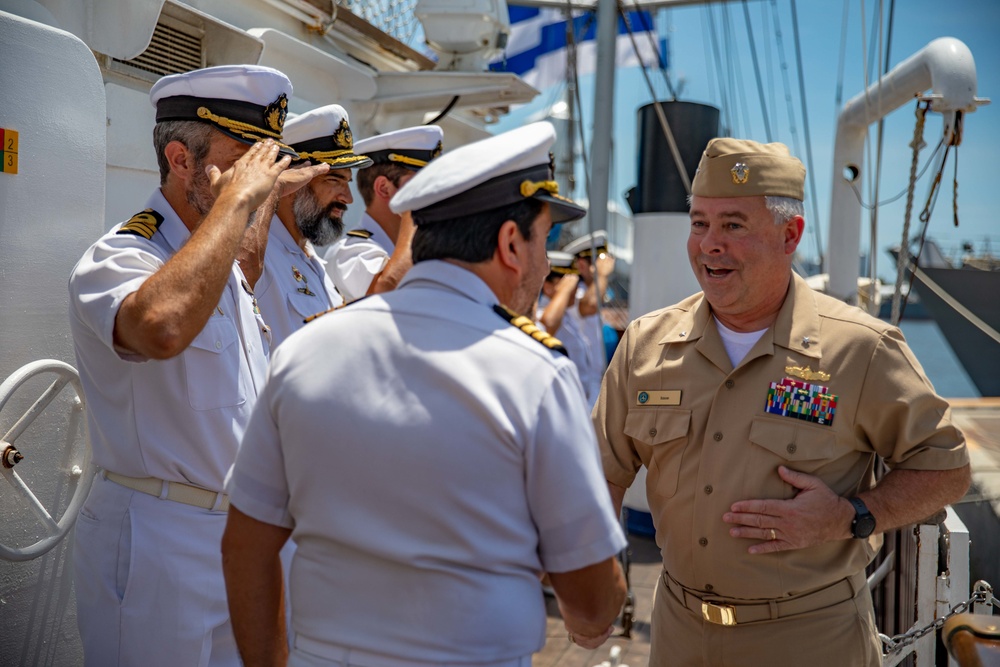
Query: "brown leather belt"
104 471 230 511
662 568 866 626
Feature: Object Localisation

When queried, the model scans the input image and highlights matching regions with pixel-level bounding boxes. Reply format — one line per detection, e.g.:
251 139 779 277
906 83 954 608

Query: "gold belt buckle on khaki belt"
665 568 863 626
701 601 738 626
103 471 230 511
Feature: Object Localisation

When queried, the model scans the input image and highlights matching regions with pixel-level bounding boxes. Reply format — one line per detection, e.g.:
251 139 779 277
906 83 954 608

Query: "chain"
880 581 999 656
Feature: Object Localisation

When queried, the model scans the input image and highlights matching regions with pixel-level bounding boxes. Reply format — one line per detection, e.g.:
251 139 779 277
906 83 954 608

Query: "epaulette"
302 295 370 324
346 229 373 239
492 304 568 357
116 209 164 240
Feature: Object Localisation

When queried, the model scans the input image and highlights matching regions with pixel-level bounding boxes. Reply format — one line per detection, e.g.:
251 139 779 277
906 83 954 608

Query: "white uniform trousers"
74 473 237 667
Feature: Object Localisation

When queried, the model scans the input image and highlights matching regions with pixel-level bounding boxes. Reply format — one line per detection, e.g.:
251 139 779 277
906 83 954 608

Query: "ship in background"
891 238 1000 396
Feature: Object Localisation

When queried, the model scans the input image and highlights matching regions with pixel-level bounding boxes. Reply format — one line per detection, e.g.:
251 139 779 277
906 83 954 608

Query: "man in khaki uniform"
593 138 971 666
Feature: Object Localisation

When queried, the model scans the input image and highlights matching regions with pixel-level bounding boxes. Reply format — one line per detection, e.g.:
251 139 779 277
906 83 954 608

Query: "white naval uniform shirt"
256 217 344 349
567 283 608 408
228 260 627 664
68 189 270 492
322 212 392 301
536 293 591 397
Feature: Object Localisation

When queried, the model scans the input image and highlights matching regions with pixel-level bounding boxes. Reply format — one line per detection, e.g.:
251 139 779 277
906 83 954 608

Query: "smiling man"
255 105 372 347
593 138 970 666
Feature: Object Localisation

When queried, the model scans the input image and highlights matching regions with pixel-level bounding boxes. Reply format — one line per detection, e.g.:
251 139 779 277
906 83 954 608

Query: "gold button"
713 432 723 441
787 443 797 454
704 485 713 494
698 537 708 546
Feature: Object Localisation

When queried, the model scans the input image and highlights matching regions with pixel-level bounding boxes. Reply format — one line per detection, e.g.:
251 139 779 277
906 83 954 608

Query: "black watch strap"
849 497 876 538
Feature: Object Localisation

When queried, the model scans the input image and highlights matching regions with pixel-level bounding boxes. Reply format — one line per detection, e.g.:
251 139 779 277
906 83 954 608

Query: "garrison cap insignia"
346 229 373 239
117 209 164 239
264 93 288 134
492 304 568 357
785 365 831 382
731 162 749 185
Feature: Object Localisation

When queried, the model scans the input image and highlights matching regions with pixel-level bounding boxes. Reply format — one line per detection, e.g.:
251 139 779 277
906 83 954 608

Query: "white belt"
293 635 531 667
103 471 230 511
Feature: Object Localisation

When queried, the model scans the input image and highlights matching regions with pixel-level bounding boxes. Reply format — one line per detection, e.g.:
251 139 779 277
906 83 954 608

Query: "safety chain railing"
880 580 998 656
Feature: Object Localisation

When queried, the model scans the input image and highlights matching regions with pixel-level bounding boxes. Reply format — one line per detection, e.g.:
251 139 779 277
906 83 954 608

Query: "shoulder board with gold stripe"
302 295 370 324
346 229 373 239
116 209 164 240
492 304 568 357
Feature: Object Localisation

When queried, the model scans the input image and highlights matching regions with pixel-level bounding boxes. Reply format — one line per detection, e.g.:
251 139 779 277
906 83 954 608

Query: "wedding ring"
769 528 777 540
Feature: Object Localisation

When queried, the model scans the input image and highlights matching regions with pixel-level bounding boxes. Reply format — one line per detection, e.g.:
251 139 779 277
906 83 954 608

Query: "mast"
588 0 617 240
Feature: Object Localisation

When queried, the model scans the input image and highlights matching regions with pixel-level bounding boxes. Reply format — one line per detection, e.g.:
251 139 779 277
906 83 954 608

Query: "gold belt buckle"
701 601 737 626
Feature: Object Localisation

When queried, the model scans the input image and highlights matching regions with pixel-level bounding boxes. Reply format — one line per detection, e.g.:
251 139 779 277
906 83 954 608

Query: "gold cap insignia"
431 140 443 159
785 365 831 382
264 94 288 134
731 162 749 185
332 118 353 150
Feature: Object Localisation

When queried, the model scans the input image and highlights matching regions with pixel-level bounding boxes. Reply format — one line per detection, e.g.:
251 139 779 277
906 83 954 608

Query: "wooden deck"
535 531 659 667
533 398 1000 667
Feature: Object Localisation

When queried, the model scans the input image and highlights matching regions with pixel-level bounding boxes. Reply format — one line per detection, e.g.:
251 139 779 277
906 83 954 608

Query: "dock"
534 397 1000 667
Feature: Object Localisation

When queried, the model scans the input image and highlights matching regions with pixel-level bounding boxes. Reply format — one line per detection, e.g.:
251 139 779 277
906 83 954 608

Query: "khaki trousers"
649 571 882 666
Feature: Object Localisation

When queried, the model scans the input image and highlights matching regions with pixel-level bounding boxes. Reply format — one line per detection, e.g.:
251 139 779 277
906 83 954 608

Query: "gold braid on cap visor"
520 179 578 204
295 149 369 166
387 153 429 168
196 106 294 151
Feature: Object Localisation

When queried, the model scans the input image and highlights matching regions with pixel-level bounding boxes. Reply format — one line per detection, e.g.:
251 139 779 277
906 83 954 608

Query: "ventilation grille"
112 16 205 80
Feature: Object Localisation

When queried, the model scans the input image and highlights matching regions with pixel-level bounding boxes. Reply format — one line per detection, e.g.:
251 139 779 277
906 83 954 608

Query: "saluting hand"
207 139 291 212
275 161 330 199
723 466 854 554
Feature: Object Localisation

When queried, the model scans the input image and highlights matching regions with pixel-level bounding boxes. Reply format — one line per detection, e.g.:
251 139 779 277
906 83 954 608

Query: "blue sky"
492 0 999 281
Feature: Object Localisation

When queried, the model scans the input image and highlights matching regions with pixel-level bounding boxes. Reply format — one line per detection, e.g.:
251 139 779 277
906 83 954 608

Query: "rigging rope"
890 102 928 325
788 0 823 266
741 0 773 141
619 5 691 194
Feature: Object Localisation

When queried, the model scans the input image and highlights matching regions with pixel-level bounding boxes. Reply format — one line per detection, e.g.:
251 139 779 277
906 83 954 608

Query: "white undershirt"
714 316 767 367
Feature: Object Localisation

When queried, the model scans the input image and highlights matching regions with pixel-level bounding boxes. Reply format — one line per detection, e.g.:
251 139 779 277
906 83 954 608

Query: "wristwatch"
849 497 876 539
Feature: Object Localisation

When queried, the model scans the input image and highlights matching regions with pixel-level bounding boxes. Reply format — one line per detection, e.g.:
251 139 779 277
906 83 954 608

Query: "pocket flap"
623 408 691 446
749 416 836 462
188 318 239 354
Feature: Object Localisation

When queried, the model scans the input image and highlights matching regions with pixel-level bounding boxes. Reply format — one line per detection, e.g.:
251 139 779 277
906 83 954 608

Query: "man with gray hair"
593 137 970 665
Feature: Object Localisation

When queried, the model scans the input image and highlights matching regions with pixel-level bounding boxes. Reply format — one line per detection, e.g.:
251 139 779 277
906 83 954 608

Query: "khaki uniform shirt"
595 272 968 601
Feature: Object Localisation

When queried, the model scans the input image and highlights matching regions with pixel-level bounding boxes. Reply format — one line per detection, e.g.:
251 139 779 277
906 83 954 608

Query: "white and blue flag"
490 6 666 91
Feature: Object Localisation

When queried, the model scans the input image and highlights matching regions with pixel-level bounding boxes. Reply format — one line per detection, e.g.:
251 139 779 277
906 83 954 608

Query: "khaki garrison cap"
389 121 586 225
150 64 297 158
691 138 806 200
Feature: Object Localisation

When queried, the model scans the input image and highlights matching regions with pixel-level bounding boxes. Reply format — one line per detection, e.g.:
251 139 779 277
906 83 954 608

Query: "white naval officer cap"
354 125 444 171
562 229 609 259
389 121 586 224
150 64 297 157
282 105 373 169
546 250 578 276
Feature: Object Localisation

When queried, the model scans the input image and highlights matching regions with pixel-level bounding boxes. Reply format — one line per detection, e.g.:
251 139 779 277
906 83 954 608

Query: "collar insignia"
731 162 749 185
785 365 830 382
264 94 288 134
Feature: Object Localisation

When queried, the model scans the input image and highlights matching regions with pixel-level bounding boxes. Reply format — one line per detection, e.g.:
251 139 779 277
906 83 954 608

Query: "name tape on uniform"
637 390 681 406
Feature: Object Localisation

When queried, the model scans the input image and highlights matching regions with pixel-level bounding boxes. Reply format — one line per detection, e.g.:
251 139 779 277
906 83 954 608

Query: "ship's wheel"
0 360 95 561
